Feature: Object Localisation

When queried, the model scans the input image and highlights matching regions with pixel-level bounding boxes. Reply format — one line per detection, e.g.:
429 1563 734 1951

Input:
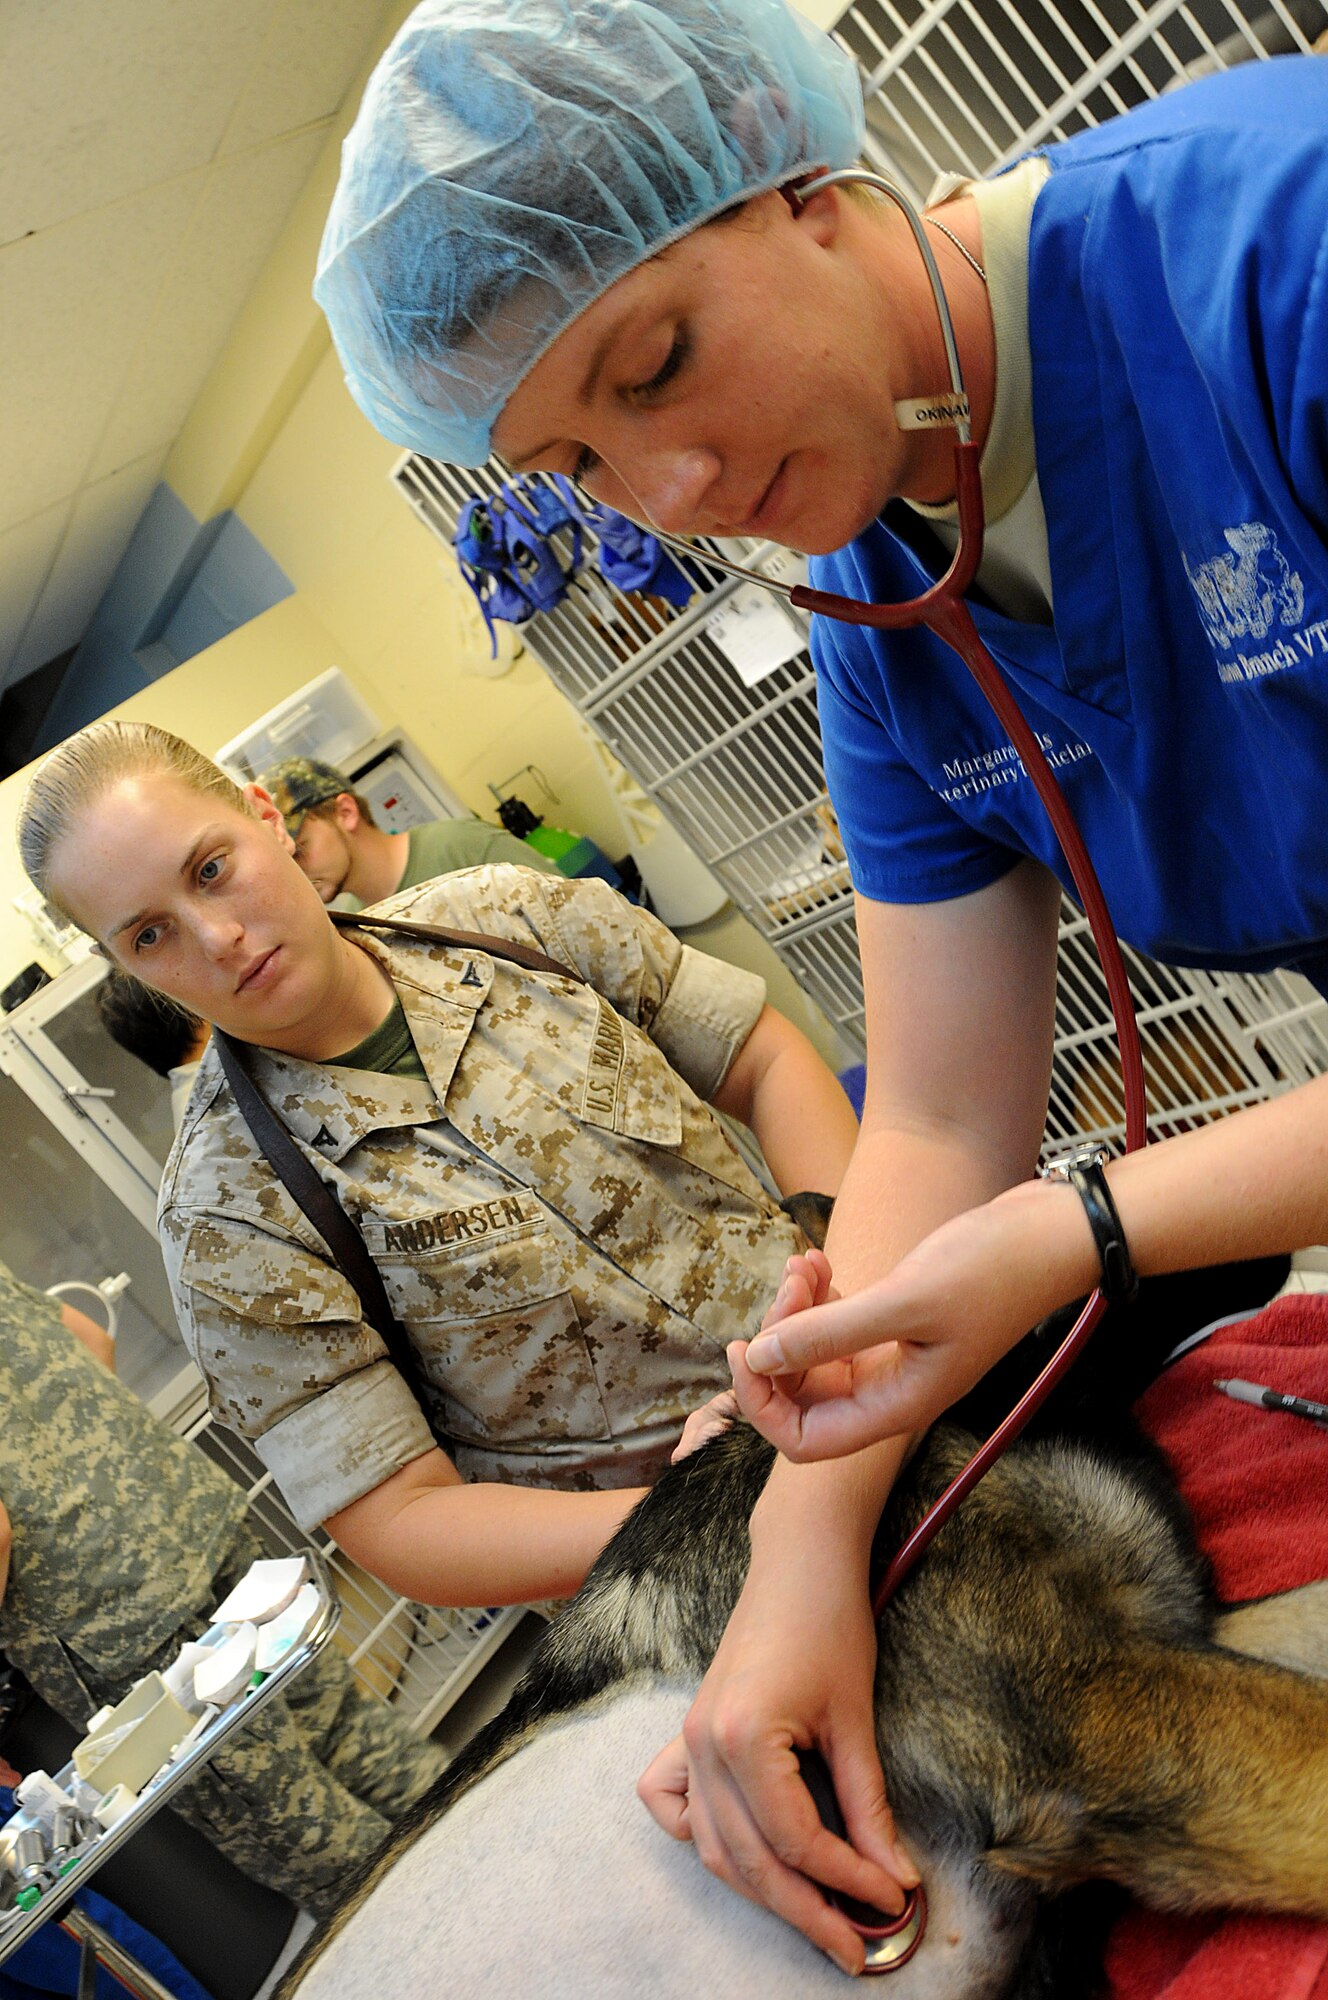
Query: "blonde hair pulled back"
17 720 249 926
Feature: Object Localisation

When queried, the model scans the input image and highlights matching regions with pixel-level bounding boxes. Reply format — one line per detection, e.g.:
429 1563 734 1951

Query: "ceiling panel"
88 128 328 482
0 0 273 244
220 0 390 156
0 176 201 533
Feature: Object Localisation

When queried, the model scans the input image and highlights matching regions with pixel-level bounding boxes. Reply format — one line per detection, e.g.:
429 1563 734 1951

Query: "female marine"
17 722 855 1613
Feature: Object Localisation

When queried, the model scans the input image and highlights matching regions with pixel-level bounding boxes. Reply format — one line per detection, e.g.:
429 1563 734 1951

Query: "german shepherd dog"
282 1266 1328 2000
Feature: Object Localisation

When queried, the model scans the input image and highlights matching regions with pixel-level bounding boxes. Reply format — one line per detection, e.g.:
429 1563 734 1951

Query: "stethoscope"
655 165 1150 1974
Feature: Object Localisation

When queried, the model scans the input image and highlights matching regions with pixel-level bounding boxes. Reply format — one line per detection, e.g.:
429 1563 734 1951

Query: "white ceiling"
0 0 393 697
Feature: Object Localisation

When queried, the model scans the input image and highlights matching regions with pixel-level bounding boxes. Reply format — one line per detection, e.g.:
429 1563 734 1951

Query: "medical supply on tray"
0 1555 334 1949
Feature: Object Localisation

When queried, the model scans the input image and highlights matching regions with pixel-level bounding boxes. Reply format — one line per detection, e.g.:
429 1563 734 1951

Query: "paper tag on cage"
707 584 806 687
894 392 970 431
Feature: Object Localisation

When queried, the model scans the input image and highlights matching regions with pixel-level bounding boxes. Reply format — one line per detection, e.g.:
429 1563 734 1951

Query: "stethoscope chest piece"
796 1748 929 1973
845 1882 928 1974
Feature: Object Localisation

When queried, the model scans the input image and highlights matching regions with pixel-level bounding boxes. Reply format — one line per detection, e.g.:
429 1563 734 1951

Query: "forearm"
329 1479 646 1607
1107 1073 1328 1272
825 1111 1031 1293
748 1435 909 1591
749 1116 1019 1570
712 1008 858 1198
657 873 1064 1952
962 1068 1328 1339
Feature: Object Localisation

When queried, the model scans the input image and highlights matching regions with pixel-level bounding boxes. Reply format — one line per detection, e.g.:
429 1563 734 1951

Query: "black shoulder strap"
212 1030 430 1412
329 907 585 984
210 907 584 1420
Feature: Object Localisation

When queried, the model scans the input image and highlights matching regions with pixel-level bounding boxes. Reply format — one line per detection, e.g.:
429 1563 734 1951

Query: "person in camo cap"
264 755 558 909
0 1260 445 1919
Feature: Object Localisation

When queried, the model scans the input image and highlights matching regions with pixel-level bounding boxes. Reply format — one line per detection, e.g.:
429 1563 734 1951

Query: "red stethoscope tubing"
787 438 1150 1619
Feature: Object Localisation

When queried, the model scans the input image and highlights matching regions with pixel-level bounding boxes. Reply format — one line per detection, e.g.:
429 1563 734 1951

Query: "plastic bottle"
494 796 626 893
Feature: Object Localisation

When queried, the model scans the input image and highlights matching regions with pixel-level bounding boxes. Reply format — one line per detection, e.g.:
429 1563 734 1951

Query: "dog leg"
986 1641 1328 1920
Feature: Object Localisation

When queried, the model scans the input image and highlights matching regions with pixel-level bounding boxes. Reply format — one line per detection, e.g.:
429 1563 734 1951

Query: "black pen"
1213 1378 1328 1429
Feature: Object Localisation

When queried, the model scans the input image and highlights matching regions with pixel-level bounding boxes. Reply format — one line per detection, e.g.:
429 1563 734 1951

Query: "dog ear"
777 1190 836 1250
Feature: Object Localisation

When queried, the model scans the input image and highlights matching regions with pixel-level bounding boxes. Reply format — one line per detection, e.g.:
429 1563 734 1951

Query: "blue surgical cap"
314 0 864 466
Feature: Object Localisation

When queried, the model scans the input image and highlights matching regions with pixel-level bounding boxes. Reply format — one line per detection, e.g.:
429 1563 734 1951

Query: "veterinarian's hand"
637 1531 915 1976
671 1388 740 1463
674 1255 839 1463
732 1179 1097 1460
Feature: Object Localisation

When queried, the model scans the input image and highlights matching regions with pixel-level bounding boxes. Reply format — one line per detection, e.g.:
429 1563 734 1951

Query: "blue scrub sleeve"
812 617 1023 905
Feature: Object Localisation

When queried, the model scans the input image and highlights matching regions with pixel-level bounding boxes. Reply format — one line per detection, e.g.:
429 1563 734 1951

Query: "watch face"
1042 1143 1112 1180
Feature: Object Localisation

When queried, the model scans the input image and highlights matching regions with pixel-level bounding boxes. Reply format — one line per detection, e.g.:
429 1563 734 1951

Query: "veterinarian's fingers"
774 1378 927 1462
760 1259 819 1331
829 1725 920 1892
675 1753 870 1976
731 1341 855 1413
736 1746 912 1920
770 1249 834 1311
730 1341 919 1462
727 1341 810 1454
637 1737 693 1840
746 1285 910 1375
805 1248 837 1305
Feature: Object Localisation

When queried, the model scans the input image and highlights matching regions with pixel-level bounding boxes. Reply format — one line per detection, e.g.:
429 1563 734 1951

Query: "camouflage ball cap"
264 757 355 834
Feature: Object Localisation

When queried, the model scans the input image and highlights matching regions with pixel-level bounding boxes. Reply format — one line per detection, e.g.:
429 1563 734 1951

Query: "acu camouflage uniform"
159 867 805 1530
0 1266 444 1916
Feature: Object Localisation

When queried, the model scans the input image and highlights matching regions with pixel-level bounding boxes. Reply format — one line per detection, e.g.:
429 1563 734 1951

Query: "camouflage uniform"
0 1266 445 1916
159 867 804 1530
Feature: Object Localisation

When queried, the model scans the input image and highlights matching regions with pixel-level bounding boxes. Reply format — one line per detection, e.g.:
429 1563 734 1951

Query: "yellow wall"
1 0 850 1067
0 596 346 981
160 0 690 866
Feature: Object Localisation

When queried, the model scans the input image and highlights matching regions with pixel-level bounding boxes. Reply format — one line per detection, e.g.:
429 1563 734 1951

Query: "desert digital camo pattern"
0 1264 445 1914
159 868 805 1528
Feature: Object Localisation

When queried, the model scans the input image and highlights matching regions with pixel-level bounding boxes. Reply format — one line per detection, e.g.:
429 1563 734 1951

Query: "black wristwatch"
1040 1144 1139 1306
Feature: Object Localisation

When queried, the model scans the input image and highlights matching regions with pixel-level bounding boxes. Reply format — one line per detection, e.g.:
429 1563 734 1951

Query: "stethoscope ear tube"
791 166 974 446
661 175 1151 1609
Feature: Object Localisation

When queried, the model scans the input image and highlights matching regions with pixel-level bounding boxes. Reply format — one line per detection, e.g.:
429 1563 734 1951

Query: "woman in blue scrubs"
313 1 1328 1973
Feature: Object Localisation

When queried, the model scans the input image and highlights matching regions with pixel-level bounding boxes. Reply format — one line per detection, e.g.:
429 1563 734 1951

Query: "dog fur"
280 1335 1328 2000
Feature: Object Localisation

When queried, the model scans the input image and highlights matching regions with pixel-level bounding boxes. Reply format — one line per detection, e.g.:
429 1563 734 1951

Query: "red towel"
1105 1294 1328 2000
